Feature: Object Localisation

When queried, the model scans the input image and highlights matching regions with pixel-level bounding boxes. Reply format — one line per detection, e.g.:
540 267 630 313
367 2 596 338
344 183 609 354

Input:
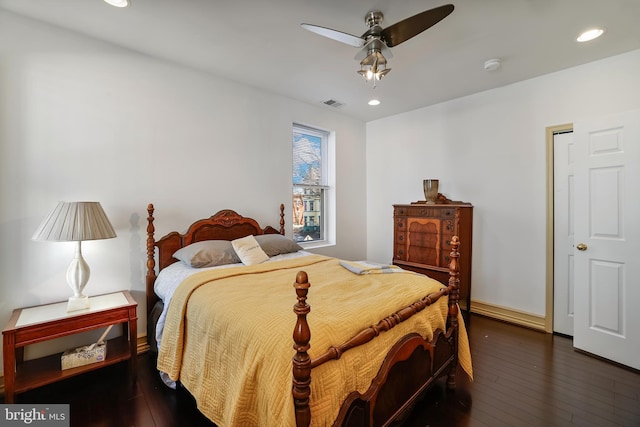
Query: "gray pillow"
255 234 303 257
173 240 240 268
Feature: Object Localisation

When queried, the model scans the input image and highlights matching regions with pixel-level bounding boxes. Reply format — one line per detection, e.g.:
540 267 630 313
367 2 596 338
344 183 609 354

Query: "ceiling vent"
323 99 344 108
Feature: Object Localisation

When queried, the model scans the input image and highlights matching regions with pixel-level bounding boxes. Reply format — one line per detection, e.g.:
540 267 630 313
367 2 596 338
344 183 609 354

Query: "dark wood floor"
5 314 640 426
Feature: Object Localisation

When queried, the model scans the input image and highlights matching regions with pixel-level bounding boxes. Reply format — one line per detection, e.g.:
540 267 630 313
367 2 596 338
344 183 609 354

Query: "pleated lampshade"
33 202 117 242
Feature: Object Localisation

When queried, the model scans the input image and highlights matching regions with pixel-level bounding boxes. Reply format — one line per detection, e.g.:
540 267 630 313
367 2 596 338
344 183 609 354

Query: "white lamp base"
66 241 91 312
67 295 90 312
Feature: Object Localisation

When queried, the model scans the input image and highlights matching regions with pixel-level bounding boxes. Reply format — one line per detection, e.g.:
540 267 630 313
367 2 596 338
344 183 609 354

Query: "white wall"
3 7 639 379
0 11 366 373
366 49 640 318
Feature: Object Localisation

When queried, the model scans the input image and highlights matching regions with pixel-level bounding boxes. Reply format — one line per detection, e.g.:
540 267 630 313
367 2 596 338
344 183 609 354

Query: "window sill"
300 241 335 250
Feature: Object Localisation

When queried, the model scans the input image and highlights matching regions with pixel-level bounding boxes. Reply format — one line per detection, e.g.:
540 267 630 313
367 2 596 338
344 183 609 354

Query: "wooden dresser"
393 201 473 311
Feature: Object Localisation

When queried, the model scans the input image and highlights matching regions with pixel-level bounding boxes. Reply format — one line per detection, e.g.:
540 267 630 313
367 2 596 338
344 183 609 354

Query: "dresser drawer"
442 219 455 234
395 230 407 244
394 244 408 261
440 250 452 268
395 206 457 219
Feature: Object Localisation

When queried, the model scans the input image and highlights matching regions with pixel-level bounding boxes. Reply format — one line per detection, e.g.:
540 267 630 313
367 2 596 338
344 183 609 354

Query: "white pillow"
232 235 269 265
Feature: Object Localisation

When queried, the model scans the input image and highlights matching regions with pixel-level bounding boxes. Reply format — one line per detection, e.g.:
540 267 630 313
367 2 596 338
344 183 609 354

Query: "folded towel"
339 260 405 275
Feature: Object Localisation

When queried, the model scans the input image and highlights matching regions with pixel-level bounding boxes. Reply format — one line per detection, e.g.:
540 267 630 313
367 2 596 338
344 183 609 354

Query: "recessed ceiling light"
368 99 381 106
577 28 604 42
104 0 130 7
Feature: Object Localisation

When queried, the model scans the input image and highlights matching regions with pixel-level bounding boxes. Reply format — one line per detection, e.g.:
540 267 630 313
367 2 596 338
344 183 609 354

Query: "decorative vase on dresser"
393 197 473 312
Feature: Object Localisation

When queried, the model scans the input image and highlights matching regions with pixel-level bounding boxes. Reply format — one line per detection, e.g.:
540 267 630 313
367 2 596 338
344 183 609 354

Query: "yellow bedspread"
157 254 472 427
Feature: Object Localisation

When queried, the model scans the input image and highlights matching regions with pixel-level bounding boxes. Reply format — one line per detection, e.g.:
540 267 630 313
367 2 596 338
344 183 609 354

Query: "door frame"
545 123 573 333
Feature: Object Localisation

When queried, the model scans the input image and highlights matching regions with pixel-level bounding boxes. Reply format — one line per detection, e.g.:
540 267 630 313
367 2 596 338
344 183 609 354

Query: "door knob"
576 243 588 251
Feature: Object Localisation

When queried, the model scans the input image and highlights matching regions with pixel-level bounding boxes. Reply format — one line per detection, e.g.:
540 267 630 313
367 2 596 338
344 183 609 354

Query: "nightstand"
2 291 137 403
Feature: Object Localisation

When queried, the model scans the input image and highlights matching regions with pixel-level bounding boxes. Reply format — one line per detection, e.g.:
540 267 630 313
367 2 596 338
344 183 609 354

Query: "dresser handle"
399 235 404 241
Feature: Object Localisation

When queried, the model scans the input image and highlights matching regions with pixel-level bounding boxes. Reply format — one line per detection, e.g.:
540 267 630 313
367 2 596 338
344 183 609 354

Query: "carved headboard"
145 203 285 314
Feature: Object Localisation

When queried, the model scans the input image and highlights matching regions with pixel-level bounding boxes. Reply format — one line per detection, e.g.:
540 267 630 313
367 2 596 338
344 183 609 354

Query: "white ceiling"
1 0 639 122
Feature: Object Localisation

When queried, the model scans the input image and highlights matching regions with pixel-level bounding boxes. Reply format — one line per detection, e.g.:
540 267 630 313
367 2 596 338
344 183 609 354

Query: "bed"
145 203 472 427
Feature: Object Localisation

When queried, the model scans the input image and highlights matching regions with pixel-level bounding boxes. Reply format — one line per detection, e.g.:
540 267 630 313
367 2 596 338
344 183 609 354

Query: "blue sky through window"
293 131 321 185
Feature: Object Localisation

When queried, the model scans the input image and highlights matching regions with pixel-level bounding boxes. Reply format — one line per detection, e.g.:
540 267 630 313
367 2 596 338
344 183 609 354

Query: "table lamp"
33 201 117 312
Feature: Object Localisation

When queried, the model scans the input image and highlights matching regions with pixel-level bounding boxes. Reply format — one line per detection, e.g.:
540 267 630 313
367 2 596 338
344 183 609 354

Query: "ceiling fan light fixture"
358 69 374 80
358 66 391 83
377 68 390 78
358 51 390 86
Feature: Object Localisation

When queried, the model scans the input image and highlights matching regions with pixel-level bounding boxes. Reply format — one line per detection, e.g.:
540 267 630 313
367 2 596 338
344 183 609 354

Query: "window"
292 123 333 245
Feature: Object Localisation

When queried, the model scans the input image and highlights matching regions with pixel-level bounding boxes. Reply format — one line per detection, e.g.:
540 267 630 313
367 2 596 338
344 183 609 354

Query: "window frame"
292 123 335 248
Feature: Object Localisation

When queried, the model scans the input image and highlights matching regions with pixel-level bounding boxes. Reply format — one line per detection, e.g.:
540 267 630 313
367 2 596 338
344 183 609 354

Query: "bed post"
292 271 312 427
280 203 285 235
146 203 157 316
446 236 460 390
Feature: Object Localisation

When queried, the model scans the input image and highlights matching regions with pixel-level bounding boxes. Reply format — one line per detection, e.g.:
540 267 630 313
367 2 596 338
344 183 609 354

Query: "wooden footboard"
292 237 461 427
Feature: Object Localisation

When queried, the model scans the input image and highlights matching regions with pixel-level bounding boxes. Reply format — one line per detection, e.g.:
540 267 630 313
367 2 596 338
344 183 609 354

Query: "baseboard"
0 335 151 397
470 299 547 332
137 334 151 354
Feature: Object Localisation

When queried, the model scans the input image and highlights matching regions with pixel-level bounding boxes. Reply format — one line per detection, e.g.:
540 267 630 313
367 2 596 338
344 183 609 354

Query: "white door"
553 131 575 336
573 110 640 370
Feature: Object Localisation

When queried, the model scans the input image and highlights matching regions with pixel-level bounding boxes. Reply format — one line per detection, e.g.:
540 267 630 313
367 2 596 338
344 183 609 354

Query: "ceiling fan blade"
380 4 454 47
301 23 365 48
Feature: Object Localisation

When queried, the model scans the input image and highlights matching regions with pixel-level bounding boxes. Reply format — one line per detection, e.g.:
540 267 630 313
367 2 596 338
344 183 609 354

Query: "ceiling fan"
301 4 454 86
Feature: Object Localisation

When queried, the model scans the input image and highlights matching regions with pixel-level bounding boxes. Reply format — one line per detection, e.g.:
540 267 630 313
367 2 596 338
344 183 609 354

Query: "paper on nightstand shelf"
61 325 113 370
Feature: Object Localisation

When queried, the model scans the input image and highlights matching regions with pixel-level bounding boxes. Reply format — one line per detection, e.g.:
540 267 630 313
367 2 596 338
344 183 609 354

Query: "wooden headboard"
145 203 285 314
